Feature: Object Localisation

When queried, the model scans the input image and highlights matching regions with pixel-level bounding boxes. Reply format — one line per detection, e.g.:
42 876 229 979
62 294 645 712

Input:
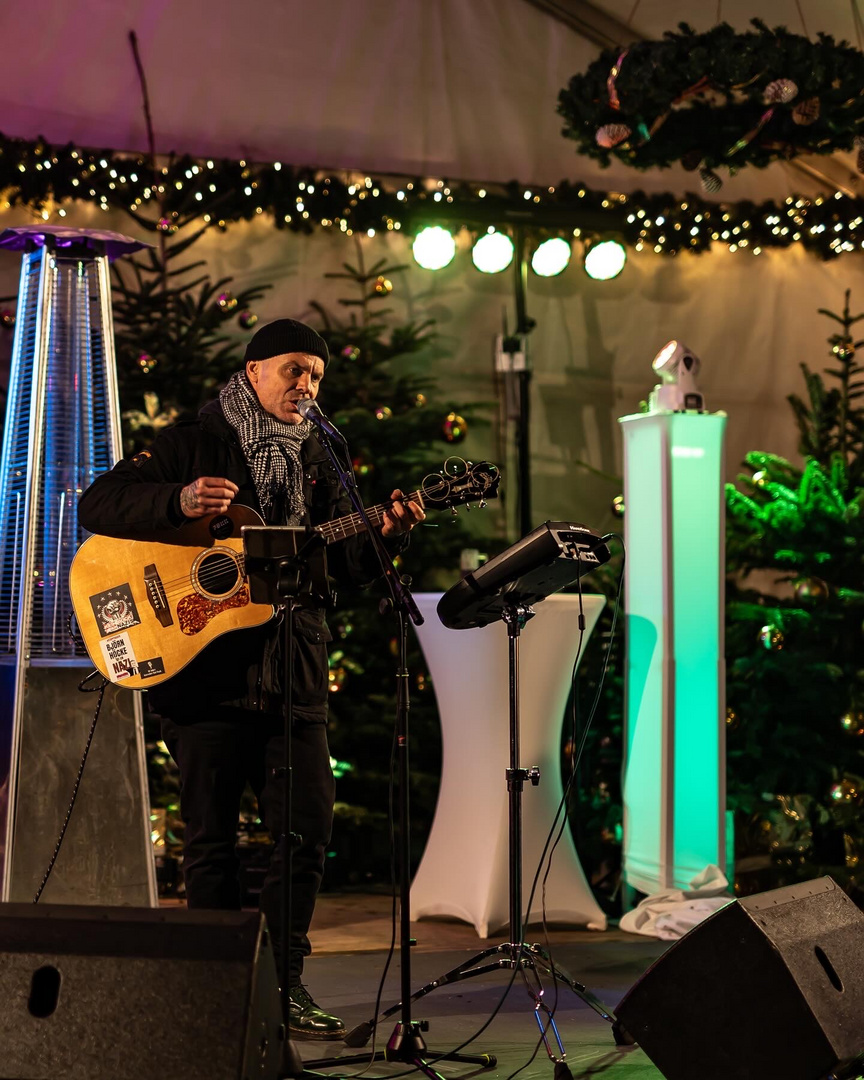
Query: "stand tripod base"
306 1020 496 1080
343 941 624 1051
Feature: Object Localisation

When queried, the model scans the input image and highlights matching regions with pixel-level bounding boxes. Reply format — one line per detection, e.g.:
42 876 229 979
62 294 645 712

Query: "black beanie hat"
243 318 329 367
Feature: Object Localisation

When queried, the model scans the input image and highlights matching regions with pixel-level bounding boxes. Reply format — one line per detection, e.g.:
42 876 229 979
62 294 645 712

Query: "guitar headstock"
420 458 501 513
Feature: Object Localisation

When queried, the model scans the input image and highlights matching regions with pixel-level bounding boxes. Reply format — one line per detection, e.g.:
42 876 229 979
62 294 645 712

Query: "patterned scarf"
219 370 312 524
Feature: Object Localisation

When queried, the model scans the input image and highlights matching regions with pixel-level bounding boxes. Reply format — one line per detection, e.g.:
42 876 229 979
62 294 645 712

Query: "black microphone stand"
243 525 330 1080
304 423 496 1080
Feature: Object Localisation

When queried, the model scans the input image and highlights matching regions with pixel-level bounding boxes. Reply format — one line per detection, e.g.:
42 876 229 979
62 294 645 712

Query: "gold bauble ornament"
373 275 393 295
758 624 784 650
442 412 468 443
217 291 238 311
794 577 829 603
374 405 393 421
830 778 859 802
351 454 373 477
328 666 347 693
611 495 625 517
137 352 157 373
841 711 864 735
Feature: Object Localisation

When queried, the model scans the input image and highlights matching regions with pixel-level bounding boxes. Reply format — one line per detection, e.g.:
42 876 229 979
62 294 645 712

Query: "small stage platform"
299 892 668 1079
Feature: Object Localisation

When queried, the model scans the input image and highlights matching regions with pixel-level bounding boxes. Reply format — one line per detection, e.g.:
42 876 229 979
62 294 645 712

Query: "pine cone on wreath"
596 124 631 149
699 168 723 194
792 97 820 126
763 78 798 105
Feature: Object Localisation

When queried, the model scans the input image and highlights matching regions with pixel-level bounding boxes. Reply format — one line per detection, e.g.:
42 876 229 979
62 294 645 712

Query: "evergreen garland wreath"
558 21 864 186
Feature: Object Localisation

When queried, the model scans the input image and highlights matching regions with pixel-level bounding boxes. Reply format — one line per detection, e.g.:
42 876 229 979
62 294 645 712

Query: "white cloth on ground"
619 864 733 940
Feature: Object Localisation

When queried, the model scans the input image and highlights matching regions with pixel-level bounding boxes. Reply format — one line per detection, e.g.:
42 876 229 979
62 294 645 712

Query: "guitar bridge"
144 563 174 627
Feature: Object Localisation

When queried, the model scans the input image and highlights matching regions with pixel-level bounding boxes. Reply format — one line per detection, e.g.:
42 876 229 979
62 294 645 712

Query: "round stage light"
412 226 456 270
583 239 627 281
472 230 514 274
531 237 571 277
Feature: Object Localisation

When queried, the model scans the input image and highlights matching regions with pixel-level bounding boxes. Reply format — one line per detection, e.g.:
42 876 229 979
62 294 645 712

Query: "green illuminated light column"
619 411 727 894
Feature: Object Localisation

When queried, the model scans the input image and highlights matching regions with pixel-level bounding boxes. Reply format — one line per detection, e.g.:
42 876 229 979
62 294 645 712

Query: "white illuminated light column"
618 411 727 895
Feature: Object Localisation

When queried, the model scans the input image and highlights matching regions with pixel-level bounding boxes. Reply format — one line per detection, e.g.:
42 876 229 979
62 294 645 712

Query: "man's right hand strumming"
180 477 239 518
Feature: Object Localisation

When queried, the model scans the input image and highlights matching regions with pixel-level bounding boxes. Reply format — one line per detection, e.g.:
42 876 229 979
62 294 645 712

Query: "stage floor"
296 893 669 1079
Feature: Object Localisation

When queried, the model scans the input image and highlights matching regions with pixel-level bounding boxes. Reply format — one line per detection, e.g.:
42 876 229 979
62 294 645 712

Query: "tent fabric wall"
0 0 857 202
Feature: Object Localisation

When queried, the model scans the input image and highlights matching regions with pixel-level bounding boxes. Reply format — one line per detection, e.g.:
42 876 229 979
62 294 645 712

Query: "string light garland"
558 20 864 192
1 130 864 259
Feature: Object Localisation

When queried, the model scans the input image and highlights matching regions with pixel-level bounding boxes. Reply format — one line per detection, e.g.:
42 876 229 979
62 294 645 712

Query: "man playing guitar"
78 319 424 1040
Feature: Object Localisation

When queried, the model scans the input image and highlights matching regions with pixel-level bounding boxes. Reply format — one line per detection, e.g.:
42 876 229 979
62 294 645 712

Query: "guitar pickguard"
177 586 251 636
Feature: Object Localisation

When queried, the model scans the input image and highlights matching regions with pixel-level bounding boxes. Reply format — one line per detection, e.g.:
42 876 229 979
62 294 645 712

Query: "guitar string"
150 498 401 597
148 488 436 599
136 473 488 601
149 496 401 590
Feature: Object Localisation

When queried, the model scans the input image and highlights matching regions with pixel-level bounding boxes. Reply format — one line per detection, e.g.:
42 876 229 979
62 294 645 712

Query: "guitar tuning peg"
465 503 471 512
450 507 459 517
479 499 487 509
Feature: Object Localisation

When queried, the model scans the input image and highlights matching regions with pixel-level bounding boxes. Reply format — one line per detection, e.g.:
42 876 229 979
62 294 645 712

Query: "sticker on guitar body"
90 584 141 637
137 656 165 679
99 632 138 681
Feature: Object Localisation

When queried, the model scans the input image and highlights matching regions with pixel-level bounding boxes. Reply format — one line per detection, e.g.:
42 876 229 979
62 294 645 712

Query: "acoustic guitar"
70 460 500 689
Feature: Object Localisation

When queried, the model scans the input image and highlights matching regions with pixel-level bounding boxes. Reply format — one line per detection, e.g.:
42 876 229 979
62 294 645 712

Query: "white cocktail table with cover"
410 592 607 937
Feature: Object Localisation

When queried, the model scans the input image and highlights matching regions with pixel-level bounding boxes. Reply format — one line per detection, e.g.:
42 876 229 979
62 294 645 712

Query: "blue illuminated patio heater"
0 225 156 905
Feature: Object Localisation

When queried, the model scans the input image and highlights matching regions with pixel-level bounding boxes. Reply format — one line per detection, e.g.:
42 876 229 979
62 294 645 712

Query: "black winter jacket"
77 399 395 719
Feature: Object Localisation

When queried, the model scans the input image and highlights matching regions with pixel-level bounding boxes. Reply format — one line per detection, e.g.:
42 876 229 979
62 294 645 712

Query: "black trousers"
161 706 335 984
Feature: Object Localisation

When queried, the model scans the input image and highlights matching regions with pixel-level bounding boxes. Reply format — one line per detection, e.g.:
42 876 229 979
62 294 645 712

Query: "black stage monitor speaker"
0 904 283 1080
616 877 864 1080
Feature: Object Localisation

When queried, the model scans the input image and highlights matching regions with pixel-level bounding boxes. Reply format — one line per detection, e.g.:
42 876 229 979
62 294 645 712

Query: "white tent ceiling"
1 0 863 534
1 0 861 200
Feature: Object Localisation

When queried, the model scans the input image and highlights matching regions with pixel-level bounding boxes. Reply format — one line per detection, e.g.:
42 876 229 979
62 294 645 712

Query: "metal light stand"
343 599 623 1075
303 429 495 1080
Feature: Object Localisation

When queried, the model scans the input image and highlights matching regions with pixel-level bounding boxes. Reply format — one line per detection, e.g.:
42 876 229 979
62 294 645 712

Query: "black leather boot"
287 984 346 1041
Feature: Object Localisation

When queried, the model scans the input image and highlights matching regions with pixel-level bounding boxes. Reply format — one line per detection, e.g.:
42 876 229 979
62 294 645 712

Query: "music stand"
242 525 329 1079
345 522 629 1070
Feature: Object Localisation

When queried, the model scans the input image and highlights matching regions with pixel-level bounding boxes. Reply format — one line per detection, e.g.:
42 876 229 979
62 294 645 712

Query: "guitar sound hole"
197 551 240 597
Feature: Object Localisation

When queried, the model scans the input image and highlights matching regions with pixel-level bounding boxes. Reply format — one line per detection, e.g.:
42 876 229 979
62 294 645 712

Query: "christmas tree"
112 231 268 451
306 240 493 886
725 291 864 898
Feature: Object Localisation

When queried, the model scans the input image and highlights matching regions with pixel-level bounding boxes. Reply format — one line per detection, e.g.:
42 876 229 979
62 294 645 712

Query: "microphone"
296 398 347 443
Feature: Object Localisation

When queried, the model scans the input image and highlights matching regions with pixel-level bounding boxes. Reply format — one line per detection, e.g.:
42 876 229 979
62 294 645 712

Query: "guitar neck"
315 490 425 544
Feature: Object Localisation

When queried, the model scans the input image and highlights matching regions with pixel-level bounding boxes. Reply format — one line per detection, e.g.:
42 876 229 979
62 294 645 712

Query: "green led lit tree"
725 291 864 899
